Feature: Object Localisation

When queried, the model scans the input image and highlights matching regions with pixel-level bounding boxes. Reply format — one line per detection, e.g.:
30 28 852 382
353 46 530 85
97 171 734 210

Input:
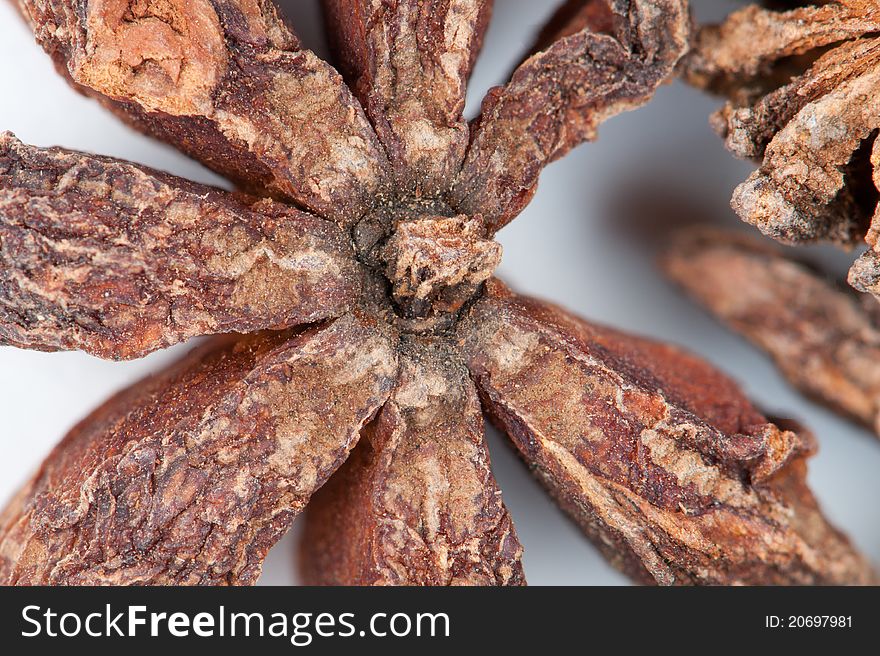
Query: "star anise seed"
665 226 880 440
684 1 880 299
0 0 874 586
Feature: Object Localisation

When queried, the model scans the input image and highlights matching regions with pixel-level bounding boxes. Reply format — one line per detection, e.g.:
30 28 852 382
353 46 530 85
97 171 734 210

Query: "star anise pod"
0 0 874 586
683 1 880 298
665 226 880 438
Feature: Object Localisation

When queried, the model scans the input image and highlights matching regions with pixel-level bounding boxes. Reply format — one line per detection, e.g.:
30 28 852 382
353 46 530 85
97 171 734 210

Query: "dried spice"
0 135 360 359
457 280 874 585
683 1 880 297
300 337 524 586
0 0 873 585
665 227 880 439
1 318 397 584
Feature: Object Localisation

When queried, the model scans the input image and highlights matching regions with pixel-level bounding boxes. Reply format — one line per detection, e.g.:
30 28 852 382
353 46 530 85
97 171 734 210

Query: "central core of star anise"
351 199 502 333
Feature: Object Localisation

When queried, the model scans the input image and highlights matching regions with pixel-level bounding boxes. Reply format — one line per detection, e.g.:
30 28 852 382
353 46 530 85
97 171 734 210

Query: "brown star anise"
0 0 874 586
665 226 880 439
684 1 880 298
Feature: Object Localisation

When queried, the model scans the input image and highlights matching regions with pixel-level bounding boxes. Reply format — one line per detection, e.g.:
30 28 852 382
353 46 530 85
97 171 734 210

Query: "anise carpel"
683 1 880 298
0 0 874 586
665 226 880 439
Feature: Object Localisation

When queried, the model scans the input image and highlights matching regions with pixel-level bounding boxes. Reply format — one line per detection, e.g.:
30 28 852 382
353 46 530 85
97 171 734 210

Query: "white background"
0 0 877 585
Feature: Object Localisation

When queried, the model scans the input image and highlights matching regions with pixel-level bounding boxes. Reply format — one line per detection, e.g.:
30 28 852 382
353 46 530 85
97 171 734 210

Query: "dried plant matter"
665 227 880 439
300 337 524 586
0 0 871 586
684 1 880 297
0 318 397 584
0 135 360 359
457 280 874 585
452 0 691 232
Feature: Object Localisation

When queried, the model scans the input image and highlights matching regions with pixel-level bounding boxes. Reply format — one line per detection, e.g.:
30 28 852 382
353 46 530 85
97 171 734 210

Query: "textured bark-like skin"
713 39 880 163
18 0 391 224
665 227 880 438
451 0 691 233
381 215 502 327
456 280 876 585
0 134 362 359
683 1 880 290
322 0 493 195
0 313 399 585
849 137 880 293
6 1 870 587
300 337 524 586
686 2 880 85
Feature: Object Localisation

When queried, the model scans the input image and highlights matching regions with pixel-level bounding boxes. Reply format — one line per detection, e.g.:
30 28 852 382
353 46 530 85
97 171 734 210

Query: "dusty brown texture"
381 215 502 328
664 227 880 438
456 280 874 585
683 1 880 293
451 0 691 233
6 1 870 587
300 337 524 586
19 0 391 224
0 314 398 584
0 134 360 359
686 2 880 86
322 0 493 195
849 136 880 296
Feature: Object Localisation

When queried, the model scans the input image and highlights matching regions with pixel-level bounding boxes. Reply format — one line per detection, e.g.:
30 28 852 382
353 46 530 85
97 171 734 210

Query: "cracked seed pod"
683 1 880 298
0 0 873 586
455 280 874 585
0 136 360 359
1 317 398 584
300 337 524 586
664 226 880 439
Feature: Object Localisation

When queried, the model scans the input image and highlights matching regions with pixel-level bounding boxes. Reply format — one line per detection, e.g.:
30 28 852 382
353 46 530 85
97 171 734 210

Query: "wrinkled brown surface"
451 0 690 232
684 1 880 290
0 134 361 360
381 215 501 327
0 313 398 584
686 2 880 84
300 337 524 585
849 137 880 294
456 280 875 585
532 0 620 52
323 0 492 194
5 0 872 588
665 227 880 438
19 0 391 224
